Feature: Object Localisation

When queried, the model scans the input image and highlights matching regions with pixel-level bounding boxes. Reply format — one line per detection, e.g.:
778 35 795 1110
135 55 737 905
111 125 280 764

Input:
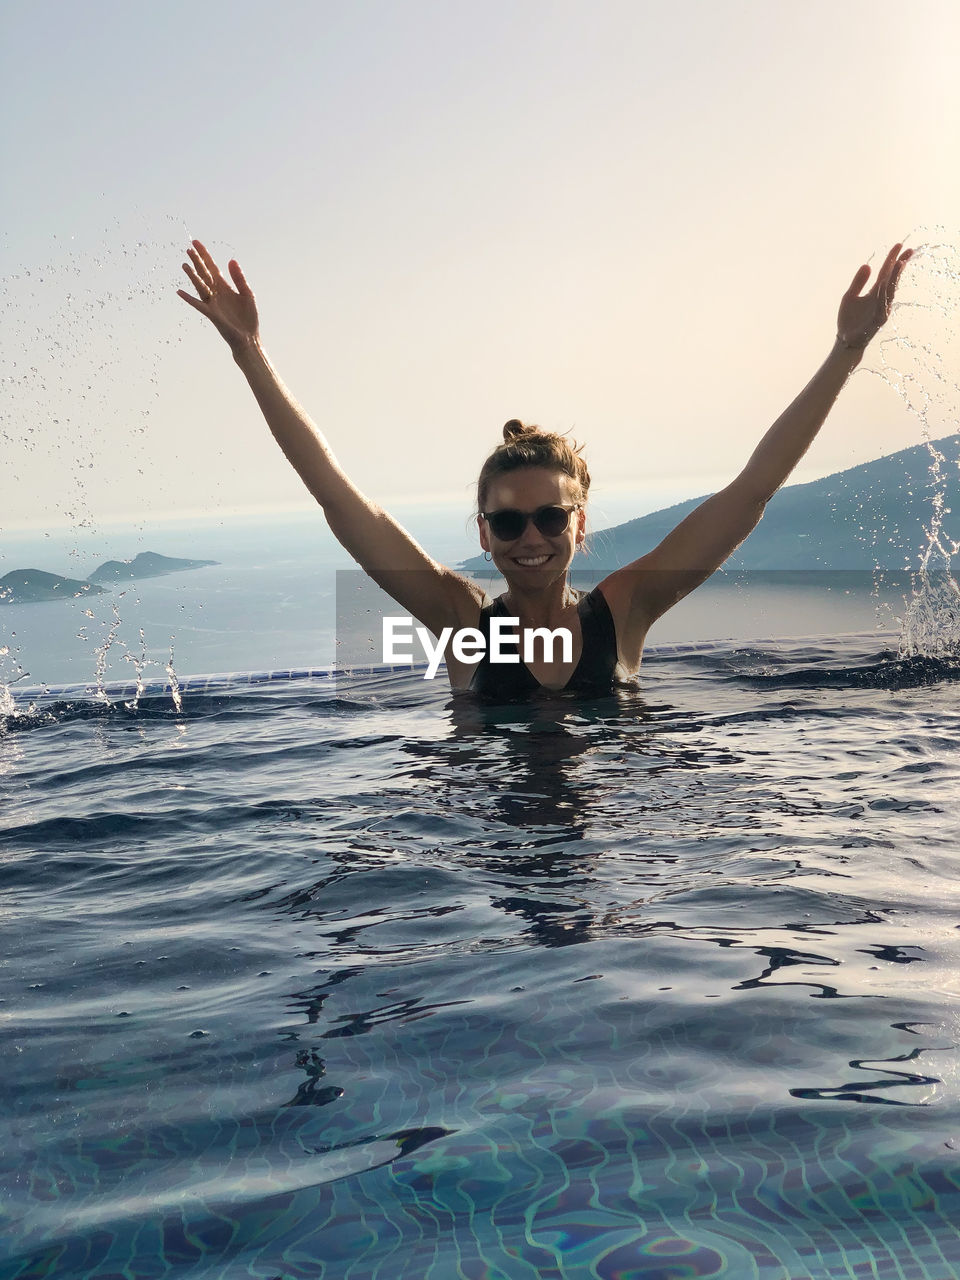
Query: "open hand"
837 243 912 350
177 240 259 354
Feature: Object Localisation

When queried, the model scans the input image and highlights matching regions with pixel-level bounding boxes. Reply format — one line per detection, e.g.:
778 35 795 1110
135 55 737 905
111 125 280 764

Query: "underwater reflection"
433 684 710 831
251 667 958 1121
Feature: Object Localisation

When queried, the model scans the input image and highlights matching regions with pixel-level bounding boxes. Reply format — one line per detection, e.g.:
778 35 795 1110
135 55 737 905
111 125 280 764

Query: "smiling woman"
178 238 913 698
466 438 620 694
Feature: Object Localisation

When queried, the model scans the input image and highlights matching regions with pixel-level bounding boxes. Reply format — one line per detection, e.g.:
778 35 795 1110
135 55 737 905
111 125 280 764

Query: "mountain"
460 436 960 573
87 551 218 582
0 570 107 605
2 551 219 604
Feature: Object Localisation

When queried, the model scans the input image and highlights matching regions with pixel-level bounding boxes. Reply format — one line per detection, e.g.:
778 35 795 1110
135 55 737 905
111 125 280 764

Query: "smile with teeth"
514 554 552 567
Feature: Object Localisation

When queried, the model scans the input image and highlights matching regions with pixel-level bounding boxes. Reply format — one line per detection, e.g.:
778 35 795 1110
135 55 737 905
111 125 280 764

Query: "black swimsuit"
468 586 619 699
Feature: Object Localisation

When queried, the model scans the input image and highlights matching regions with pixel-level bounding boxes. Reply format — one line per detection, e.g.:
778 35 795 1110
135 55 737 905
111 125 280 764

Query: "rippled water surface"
3 636 960 1279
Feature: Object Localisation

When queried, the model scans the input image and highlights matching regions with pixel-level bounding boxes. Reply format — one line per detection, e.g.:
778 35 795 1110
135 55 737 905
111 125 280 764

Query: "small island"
87 551 218 583
1 551 219 605
0 570 107 605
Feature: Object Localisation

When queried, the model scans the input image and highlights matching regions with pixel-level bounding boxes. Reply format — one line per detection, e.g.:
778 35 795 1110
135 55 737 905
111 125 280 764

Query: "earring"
483 551 493 562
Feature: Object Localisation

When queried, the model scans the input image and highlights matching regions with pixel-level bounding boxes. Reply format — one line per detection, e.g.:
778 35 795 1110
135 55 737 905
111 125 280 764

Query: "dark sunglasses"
481 503 580 542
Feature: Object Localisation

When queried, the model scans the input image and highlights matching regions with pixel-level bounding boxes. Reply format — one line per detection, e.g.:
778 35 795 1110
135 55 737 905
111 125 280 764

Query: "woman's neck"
502 577 578 627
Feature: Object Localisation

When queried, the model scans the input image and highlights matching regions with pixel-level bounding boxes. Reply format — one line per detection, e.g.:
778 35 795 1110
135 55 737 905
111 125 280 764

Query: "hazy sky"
2 0 958 533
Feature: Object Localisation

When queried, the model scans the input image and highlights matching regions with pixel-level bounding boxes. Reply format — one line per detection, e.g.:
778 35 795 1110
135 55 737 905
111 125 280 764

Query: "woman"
178 239 911 695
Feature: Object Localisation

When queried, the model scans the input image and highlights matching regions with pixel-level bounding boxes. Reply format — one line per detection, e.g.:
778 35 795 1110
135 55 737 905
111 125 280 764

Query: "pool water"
2 635 960 1279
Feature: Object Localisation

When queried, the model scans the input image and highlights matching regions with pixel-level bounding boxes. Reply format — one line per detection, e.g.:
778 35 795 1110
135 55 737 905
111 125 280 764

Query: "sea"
2 503 960 1279
0 498 917 694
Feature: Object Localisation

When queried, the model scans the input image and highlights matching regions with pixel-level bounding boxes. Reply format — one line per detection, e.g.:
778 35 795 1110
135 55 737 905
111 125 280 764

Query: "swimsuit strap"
469 586 618 699
572 586 618 690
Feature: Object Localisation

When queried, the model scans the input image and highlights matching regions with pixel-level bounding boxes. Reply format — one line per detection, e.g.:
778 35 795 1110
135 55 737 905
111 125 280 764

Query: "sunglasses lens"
486 506 575 541
487 511 525 540
534 506 571 537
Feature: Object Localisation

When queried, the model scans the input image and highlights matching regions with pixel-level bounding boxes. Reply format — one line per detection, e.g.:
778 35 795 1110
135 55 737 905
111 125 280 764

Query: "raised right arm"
178 241 482 635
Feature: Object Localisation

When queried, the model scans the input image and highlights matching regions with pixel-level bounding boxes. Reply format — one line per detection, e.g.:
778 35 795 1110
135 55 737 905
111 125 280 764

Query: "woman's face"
478 467 586 588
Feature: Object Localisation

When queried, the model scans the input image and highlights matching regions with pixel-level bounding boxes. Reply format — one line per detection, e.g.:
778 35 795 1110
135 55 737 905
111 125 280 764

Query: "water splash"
0 219 193 542
0 642 27 721
166 641 183 714
92 598 125 704
898 438 960 658
1 217 220 700
121 624 150 710
862 230 960 658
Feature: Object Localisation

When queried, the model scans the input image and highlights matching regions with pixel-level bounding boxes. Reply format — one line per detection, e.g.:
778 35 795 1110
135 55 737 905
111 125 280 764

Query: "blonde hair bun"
502 418 538 442
477 420 590 510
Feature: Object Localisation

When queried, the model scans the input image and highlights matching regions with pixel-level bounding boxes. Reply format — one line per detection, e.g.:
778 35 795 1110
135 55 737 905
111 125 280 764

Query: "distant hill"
0 569 107 605
1 550 219 604
88 551 218 582
460 436 960 572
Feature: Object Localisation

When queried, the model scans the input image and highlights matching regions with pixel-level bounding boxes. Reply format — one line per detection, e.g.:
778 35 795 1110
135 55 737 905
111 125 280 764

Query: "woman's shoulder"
580 577 619 616
434 570 492 629
477 591 505 621
591 571 650 670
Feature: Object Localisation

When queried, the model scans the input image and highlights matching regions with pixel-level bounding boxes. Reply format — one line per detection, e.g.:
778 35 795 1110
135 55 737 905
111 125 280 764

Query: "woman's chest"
448 610 586 693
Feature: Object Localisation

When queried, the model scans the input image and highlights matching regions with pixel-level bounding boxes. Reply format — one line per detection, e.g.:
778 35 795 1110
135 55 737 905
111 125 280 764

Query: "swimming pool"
3 633 960 1279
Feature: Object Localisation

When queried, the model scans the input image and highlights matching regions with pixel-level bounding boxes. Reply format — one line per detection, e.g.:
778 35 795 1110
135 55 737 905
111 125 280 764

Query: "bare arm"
603 243 913 633
178 241 482 635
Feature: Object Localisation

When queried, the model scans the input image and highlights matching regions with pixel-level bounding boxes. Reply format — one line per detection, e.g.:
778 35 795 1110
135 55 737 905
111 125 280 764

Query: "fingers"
228 258 252 296
844 244 910 329
182 241 251 304
845 264 871 298
873 243 903 295
187 246 215 291
177 288 208 314
181 260 212 300
838 242 913 343
191 239 226 285
892 247 913 281
883 247 913 312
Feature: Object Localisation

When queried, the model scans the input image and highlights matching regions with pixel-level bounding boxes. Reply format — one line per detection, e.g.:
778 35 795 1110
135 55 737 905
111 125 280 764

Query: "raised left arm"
738 242 911 502
602 243 913 635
